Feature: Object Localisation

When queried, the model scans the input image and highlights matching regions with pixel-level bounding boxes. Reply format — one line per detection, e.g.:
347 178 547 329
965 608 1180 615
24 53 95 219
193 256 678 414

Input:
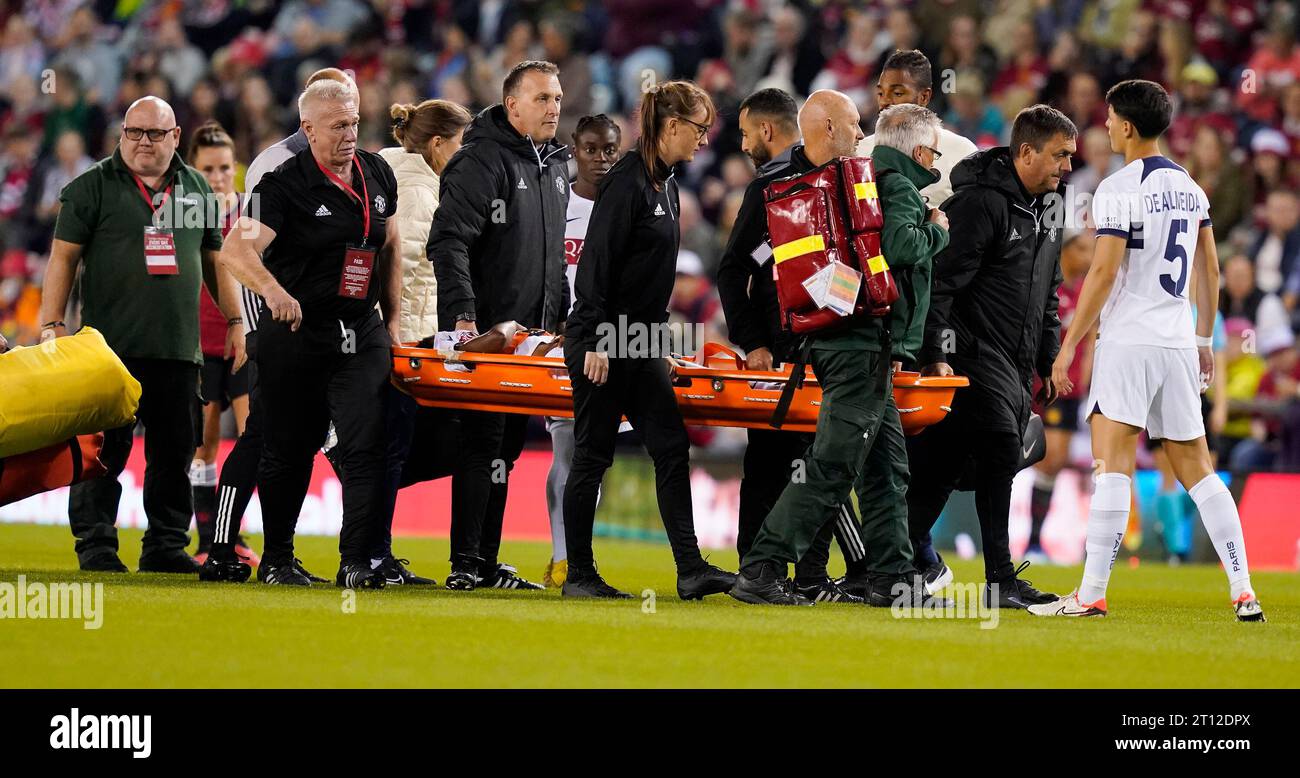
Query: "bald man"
729 91 904 605
40 95 243 573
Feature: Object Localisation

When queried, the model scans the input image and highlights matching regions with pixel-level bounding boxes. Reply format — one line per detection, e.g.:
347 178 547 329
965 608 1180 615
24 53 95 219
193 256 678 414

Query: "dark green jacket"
870 144 949 363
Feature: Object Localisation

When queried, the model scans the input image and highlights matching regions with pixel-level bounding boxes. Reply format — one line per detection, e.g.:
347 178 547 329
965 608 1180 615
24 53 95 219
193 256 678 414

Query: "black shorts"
1042 397 1081 432
199 355 249 408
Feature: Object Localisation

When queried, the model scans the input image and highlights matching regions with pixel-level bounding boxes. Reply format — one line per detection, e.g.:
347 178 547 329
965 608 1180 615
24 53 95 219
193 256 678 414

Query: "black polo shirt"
248 147 398 322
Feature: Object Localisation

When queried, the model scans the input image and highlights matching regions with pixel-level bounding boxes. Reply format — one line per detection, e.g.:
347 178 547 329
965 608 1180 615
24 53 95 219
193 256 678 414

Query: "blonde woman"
374 99 471 585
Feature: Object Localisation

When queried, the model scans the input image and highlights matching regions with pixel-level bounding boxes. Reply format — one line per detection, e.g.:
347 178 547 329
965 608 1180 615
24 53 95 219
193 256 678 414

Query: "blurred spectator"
1166 60 1236 160
1077 0 1142 52
1221 254 1291 334
153 18 209 98
760 5 824 98
944 71 1003 149
540 15 594 141
1248 128 1295 223
812 8 888 111
0 124 39 251
989 20 1048 101
31 129 92 251
1220 316 1269 468
1236 9 1300 126
1183 124 1250 244
1063 71 1107 132
0 74 46 139
1232 326 1300 471
1069 126 1124 196
427 23 472 102
1246 190 1300 296
232 75 284 164
932 15 998 115
470 20 535 108
41 68 107 157
270 0 371 57
1100 9 1164 86
49 6 121 106
0 15 46 98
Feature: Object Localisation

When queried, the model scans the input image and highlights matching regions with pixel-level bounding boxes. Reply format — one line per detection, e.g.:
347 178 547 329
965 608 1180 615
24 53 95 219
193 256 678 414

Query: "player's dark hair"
573 113 621 142
1009 104 1078 154
738 88 799 134
881 49 933 91
1105 79 1173 139
502 60 560 102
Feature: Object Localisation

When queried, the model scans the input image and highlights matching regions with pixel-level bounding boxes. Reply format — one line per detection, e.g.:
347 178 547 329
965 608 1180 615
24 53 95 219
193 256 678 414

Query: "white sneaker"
1027 589 1107 617
1234 592 1266 622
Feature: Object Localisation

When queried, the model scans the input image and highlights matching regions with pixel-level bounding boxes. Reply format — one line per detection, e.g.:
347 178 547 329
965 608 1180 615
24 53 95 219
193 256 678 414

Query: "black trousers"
905 403 1020 583
212 332 262 553
446 410 526 571
255 312 390 566
563 353 705 575
68 358 198 563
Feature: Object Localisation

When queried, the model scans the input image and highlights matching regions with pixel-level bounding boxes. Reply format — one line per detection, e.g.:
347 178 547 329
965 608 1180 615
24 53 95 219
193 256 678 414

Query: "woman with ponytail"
373 99 471 585
560 80 736 598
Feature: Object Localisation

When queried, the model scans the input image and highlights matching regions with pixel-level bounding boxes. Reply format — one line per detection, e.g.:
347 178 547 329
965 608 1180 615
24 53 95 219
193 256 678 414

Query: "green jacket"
870 144 950 363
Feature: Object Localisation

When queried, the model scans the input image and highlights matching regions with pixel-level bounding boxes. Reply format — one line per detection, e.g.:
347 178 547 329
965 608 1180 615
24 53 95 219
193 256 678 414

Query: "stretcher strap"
68 437 84 484
773 234 825 264
770 336 811 429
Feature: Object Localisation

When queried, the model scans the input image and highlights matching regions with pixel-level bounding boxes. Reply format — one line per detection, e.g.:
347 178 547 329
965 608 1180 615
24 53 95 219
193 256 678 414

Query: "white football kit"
1087 156 1212 441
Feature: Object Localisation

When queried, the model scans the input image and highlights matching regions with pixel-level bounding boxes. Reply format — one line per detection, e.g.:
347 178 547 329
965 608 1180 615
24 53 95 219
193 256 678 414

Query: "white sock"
1079 473 1131 604
1188 474 1254 600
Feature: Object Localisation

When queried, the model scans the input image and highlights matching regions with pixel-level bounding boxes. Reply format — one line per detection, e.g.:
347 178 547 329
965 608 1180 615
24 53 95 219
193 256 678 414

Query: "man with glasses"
39 96 243 573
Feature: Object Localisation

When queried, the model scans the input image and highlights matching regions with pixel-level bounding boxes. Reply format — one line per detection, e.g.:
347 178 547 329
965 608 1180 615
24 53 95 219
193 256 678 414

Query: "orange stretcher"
391 341 967 436
0 433 107 507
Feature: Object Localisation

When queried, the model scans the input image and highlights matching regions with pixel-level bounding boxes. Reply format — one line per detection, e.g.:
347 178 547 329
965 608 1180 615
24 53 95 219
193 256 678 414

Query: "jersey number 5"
1160 218 1189 298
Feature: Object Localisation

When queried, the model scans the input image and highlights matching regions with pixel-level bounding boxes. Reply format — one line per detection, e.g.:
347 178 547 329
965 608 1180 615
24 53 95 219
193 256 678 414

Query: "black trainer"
138 552 201 574
478 563 543 590
677 562 737 600
257 559 312 586
294 558 328 583
795 576 864 604
198 554 252 583
729 563 813 606
920 557 954 594
834 573 871 600
336 561 386 589
984 561 1058 609
445 555 480 591
866 573 955 608
378 557 437 586
79 551 128 573
562 568 633 599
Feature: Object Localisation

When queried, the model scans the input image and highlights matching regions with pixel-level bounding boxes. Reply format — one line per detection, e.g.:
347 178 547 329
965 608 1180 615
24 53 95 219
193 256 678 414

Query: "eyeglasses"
676 115 711 140
123 126 176 142
921 145 943 159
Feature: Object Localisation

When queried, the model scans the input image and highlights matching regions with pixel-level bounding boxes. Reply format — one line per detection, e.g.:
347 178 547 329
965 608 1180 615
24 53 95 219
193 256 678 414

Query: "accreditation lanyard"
316 157 376 299
133 173 177 276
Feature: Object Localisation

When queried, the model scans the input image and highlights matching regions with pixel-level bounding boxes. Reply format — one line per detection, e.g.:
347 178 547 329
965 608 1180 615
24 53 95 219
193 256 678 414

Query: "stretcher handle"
393 347 565 370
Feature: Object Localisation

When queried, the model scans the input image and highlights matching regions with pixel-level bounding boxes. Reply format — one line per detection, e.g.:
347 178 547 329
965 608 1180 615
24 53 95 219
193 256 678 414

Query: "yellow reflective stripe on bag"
866 254 889 275
853 181 878 200
773 234 826 263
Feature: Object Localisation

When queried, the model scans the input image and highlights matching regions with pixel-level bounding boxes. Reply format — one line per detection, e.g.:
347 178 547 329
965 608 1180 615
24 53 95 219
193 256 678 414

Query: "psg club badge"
374 194 386 213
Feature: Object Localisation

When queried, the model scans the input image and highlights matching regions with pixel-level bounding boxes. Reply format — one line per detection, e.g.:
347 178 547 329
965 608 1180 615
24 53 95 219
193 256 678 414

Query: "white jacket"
378 147 441 342
857 125 978 208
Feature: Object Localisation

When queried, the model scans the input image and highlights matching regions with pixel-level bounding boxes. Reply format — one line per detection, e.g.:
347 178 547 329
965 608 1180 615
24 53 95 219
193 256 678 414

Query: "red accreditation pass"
339 244 376 298
143 227 178 276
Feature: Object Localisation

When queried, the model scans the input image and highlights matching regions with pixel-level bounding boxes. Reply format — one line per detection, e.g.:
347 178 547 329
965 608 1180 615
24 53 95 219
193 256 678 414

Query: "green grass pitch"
1 523 1296 688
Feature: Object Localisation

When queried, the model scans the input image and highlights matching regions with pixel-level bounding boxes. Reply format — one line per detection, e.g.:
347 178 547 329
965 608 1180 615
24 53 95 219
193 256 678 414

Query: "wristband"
1195 335 1213 348
227 317 244 327
42 320 66 329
